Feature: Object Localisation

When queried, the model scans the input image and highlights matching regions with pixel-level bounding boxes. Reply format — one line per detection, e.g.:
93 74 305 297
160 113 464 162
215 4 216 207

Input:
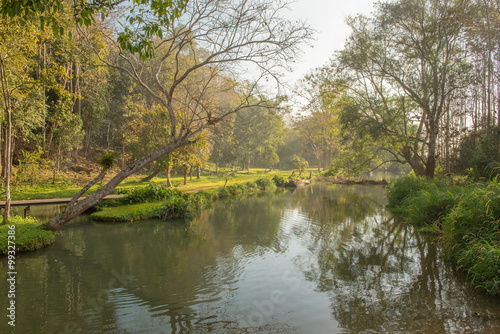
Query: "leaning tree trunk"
48 141 184 231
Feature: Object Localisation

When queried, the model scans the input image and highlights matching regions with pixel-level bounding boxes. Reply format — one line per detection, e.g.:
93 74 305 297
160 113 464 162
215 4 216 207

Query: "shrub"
122 184 182 204
272 174 285 187
403 185 458 226
255 177 276 190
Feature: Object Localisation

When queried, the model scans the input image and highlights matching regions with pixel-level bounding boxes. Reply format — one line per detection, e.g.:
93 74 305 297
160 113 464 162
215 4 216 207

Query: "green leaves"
0 0 188 59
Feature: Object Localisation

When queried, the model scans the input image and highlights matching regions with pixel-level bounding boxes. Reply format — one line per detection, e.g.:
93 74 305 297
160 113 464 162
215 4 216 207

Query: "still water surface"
1 183 500 333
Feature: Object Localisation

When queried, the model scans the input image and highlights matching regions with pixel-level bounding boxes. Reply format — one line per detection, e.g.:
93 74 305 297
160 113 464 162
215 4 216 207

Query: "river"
1 183 499 333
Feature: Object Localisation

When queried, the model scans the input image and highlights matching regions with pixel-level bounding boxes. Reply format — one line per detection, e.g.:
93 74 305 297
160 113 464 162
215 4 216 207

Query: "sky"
282 0 377 85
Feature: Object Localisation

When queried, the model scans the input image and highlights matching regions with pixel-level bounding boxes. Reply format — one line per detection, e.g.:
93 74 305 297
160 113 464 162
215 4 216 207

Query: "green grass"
387 176 500 295
8 169 295 200
0 216 55 254
91 202 165 222
91 177 280 223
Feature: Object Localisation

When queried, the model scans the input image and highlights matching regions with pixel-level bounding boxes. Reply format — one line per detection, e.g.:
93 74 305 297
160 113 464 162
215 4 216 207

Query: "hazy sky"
283 0 377 85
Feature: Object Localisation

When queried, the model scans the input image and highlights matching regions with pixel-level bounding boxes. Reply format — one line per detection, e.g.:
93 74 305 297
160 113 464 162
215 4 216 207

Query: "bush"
122 184 182 204
255 177 276 190
272 174 285 187
403 184 458 226
442 182 500 254
388 177 500 295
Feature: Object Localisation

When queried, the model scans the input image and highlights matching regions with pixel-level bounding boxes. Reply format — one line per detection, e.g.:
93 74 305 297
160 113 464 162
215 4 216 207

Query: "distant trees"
296 0 500 179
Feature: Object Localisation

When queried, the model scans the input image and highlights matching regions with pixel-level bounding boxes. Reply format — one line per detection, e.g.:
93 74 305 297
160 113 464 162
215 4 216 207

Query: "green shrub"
442 182 500 254
404 185 458 226
272 174 286 187
255 178 276 191
387 175 431 209
122 184 182 204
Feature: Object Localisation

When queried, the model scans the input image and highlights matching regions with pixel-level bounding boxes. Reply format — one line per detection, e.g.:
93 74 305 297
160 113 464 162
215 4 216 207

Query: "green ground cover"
9 169 297 200
0 216 55 254
388 176 500 295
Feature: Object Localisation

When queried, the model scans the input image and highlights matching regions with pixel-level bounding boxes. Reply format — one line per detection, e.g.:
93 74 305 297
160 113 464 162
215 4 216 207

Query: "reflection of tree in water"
0 192 287 333
294 184 499 333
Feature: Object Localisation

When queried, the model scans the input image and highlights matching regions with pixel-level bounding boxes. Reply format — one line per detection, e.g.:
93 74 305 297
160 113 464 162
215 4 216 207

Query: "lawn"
8 169 303 200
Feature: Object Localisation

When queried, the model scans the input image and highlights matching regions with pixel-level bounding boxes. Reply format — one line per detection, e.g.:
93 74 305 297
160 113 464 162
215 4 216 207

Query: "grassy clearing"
388 176 500 295
0 216 55 254
8 169 295 200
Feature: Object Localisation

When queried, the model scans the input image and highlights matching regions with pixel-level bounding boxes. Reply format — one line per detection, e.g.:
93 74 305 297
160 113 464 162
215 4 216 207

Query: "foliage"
388 177 500 295
0 0 188 59
91 202 165 222
0 216 55 254
455 130 499 180
289 155 309 175
121 184 182 204
98 151 115 170
272 174 286 187
15 150 50 186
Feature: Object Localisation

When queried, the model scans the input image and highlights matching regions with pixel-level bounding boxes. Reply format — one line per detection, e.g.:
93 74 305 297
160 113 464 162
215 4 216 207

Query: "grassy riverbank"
92 178 279 222
0 216 55 254
7 169 296 201
388 176 500 295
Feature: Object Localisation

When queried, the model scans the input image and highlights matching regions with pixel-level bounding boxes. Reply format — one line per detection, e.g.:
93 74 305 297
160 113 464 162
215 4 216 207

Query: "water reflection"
0 184 499 333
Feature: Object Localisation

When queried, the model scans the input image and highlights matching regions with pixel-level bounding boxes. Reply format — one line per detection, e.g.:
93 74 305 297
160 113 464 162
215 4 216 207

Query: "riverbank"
6 169 296 201
387 176 500 295
91 178 279 222
0 216 55 255
0 177 282 253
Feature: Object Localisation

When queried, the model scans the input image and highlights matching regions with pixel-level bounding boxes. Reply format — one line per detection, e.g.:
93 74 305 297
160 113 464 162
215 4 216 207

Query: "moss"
0 216 55 254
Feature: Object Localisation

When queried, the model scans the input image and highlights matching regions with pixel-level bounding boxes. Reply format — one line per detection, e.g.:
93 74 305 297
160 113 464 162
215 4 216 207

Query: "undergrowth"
387 176 500 295
92 177 279 223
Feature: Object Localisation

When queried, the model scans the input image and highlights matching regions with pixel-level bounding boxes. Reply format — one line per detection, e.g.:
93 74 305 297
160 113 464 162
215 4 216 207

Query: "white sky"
282 0 377 85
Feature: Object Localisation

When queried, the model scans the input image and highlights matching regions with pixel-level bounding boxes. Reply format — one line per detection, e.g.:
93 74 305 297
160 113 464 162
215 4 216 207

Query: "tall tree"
336 0 469 177
47 0 313 230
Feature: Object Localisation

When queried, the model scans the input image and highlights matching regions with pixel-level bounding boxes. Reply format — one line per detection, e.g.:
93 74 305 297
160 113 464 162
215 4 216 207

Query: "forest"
0 0 499 228
1 3 500 331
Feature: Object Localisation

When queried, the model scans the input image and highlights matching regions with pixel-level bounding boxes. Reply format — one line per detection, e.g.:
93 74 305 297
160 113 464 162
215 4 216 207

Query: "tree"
289 154 308 176
295 68 345 172
336 0 469 178
0 0 188 59
47 0 313 230
0 18 42 222
233 103 285 172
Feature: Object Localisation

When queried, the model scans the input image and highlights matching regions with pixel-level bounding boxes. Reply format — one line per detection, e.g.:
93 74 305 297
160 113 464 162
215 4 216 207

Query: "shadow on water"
0 183 499 333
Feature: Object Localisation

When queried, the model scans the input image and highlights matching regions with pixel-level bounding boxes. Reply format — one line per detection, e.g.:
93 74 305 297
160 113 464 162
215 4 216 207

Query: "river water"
1 183 499 333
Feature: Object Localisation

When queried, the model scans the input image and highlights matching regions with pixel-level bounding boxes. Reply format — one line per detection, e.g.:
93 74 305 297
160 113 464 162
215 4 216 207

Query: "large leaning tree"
47 0 313 231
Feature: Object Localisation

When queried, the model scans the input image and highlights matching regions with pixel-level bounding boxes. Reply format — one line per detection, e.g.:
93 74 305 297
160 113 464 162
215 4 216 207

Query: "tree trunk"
196 165 201 179
166 162 172 187
141 167 161 182
425 129 438 178
48 140 184 231
189 165 193 181
183 164 188 185
0 53 12 222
